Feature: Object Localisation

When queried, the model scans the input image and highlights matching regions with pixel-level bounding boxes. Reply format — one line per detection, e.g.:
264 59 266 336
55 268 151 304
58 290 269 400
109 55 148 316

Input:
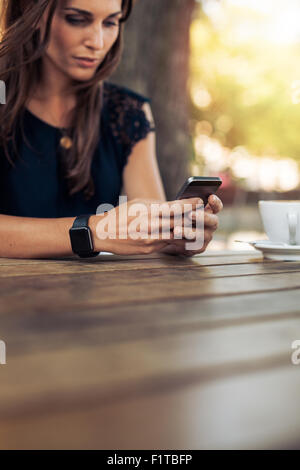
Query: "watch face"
70 227 93 253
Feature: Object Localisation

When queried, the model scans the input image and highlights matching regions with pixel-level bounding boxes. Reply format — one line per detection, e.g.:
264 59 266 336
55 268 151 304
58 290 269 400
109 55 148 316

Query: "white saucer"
237 240 300 261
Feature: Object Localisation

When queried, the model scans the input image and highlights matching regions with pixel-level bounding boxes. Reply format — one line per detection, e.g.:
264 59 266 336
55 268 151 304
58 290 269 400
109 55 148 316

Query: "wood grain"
0 317 298 419
2 366 299 450
1 252 300 449
2 267 300 316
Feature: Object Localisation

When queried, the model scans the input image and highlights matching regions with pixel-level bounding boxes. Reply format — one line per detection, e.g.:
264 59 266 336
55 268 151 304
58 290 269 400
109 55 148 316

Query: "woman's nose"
85 26 105 50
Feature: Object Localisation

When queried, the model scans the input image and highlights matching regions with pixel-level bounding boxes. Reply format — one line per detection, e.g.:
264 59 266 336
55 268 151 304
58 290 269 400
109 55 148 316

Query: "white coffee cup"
259 200 300 245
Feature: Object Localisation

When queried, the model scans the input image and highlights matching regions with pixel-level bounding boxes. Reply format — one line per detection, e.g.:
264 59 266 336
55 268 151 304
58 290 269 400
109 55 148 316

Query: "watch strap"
72 214 92 229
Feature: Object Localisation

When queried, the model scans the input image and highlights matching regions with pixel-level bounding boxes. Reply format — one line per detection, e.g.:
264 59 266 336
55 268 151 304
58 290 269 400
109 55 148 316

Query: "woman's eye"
65 16 86 25
104 22 119 28
65 16 119 28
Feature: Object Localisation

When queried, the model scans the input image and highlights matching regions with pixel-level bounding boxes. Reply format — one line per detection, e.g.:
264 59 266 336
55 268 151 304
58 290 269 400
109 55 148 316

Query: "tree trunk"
111 0 196 199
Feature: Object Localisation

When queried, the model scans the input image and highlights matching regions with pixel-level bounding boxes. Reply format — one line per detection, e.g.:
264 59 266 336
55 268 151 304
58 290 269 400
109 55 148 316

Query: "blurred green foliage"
190 1 300 160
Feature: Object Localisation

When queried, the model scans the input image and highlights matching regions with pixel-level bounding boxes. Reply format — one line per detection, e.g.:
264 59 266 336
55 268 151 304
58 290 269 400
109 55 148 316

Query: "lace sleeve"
103 82 156 167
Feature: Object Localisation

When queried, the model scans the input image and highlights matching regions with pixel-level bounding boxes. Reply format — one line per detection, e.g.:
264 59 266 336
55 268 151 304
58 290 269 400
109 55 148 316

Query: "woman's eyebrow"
63 7 123 19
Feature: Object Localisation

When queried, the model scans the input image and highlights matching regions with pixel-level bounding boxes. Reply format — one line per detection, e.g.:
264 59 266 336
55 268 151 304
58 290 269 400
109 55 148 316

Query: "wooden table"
1 250 300 450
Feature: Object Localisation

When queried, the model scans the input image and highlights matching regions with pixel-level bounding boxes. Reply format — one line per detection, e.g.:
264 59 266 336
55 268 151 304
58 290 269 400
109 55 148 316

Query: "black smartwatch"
69 214 100 258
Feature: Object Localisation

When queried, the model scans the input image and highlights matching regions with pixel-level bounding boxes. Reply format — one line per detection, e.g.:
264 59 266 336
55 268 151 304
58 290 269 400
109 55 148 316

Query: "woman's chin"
70 69 97 82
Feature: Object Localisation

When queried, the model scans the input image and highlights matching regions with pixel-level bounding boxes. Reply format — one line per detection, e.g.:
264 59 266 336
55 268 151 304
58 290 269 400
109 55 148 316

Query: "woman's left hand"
160 194 223 257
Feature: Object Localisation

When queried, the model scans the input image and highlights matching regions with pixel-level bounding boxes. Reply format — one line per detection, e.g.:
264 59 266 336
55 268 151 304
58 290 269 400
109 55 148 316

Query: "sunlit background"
189 0 300 250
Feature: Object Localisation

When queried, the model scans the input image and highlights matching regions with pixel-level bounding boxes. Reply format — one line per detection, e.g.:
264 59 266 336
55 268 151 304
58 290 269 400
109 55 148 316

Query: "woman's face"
40 0 123 83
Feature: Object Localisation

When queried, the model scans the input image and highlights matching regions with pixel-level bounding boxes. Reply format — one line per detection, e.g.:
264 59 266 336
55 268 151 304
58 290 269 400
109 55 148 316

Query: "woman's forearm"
0 214 79 259
0 195 222 259
0 213 107 259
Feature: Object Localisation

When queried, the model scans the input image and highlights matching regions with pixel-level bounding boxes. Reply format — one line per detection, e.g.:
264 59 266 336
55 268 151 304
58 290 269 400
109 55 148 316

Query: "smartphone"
176 176 222 206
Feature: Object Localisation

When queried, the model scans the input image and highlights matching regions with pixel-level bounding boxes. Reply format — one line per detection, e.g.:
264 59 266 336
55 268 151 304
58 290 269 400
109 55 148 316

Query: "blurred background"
111 0 300 250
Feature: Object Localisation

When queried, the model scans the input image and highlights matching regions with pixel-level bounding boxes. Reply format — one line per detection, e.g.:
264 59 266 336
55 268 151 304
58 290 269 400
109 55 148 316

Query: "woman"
0 0 223 258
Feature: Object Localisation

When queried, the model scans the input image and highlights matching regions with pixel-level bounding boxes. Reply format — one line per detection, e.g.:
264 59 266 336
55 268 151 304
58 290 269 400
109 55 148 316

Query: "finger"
188 212 218 230
168 198 204 215
204 204 213 214
149 217 188 234
172 226 201 240
174 197 204 206
162 242 198 257
182 229 213 254
207 195 223 214
204 213 219 230
181 232 213 256
159 243 185 256
143 199 204 223
146 227 214 249
136 219 191 239
171 227 214 247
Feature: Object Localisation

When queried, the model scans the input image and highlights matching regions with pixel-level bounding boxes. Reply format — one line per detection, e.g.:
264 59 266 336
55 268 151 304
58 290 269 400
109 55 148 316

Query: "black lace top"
0 81 155 218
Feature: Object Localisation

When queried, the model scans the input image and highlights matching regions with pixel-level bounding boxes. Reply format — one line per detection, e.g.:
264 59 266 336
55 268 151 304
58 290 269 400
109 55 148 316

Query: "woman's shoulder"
102 81 152 109
102 80 155 134
101 81 156 165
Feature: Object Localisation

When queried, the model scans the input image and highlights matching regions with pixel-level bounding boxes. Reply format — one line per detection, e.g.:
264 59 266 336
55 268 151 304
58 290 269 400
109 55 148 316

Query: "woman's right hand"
90 197 203 255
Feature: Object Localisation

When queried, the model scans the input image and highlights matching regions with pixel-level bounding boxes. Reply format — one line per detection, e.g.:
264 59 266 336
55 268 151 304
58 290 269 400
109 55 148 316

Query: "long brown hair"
0 0 133 200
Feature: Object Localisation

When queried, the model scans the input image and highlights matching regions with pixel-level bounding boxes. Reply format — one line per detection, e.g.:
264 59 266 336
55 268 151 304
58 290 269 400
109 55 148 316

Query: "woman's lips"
73 57 99 68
